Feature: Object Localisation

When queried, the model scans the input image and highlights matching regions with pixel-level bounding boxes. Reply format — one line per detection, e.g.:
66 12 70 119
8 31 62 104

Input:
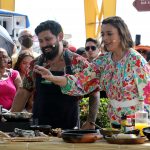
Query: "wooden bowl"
105 136 146 144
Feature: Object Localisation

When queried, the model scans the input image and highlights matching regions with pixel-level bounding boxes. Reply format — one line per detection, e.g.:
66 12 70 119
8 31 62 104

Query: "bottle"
125 117 134 132
121 114 134 133
121 113 127 132
135 101 148 136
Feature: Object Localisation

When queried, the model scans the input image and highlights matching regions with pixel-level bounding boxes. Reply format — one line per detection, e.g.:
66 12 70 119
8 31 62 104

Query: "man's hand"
34 65 54 81
81 121 95 130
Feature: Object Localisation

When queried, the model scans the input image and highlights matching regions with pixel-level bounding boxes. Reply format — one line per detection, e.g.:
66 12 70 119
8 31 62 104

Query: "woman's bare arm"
10 88 32 112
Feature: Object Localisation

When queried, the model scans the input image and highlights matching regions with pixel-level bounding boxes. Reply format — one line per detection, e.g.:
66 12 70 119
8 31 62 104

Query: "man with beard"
11 29 39 68
10 20 99 129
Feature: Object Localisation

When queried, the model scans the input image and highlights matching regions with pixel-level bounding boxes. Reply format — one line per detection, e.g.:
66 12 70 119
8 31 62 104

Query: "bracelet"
89 121 95 125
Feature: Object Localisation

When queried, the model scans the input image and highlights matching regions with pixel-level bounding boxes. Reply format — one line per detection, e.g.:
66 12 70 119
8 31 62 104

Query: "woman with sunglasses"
34 16 150 128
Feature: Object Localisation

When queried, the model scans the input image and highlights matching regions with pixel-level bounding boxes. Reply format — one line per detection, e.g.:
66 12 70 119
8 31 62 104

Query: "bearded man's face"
38 30 60 60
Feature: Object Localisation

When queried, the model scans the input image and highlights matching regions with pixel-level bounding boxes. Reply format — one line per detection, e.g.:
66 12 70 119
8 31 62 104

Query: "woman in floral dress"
34 16 150 126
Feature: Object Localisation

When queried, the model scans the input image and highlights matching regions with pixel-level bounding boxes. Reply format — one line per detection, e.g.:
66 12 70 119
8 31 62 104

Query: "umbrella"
0 25 15 57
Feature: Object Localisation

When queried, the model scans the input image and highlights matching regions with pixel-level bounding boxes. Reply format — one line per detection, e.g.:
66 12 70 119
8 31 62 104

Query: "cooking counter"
0 137 150 150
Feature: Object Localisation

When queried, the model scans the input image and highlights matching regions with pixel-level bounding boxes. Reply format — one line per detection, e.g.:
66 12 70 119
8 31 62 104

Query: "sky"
116 0 150 46
15 0 150 48
15 0 85 48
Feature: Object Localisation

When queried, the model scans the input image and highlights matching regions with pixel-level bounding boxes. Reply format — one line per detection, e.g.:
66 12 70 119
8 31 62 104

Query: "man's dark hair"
85 38 100 48
35 20 63 36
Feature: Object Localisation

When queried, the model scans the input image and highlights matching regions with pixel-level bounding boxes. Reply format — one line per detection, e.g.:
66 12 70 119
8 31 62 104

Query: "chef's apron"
32 51 79 129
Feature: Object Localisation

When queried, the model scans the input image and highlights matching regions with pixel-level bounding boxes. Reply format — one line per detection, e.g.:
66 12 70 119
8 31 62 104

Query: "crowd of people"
0 16 150 130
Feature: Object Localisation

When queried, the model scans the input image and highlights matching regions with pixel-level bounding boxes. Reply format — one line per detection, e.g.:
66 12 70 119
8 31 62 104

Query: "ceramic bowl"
143 127 150 140
61 129 102 143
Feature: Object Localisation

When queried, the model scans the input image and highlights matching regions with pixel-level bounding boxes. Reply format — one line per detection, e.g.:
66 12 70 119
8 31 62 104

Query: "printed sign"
133 0 150 11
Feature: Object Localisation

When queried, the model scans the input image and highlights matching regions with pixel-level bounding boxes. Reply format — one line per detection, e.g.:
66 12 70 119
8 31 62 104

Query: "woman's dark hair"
101 16 134 51
14 50 34 72
35 20 63 36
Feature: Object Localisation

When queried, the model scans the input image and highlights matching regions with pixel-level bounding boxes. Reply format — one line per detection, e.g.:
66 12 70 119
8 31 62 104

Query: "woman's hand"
34 65 67 87
34 65 54 81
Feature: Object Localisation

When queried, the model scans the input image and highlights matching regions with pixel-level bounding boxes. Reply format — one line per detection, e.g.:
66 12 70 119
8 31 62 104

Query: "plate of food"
5 128 50 142
105 133 146 144
2 112 32 122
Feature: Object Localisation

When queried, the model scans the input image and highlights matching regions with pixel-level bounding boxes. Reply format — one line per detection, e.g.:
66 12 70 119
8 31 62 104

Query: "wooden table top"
0 137 150 150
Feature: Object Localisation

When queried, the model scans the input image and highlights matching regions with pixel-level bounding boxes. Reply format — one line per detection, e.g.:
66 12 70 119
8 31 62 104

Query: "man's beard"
41 42 59 60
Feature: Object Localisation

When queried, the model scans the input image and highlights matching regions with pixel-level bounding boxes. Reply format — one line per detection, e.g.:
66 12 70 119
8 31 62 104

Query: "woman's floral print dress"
61 49 150 124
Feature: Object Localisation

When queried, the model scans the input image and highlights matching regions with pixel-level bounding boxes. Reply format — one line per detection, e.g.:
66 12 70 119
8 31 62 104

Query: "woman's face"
20 56 33 75
101 24 122 52
0 49 8 68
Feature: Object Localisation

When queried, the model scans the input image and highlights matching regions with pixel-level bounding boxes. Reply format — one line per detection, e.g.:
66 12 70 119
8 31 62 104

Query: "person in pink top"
0 48 22 110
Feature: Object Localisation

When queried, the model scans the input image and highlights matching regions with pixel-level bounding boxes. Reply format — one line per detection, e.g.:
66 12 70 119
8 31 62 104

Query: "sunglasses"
85 46 97 51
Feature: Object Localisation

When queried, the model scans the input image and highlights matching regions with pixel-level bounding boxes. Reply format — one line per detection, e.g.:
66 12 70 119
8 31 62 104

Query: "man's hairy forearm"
87 91 100 122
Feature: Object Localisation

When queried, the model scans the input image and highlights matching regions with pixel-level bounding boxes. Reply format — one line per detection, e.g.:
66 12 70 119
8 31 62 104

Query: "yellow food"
135 123 148 136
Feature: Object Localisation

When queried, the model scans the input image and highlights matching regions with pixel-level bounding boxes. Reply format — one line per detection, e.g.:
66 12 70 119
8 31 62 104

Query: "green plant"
80 97 89 125
79 98 110 128
96 98 110 128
